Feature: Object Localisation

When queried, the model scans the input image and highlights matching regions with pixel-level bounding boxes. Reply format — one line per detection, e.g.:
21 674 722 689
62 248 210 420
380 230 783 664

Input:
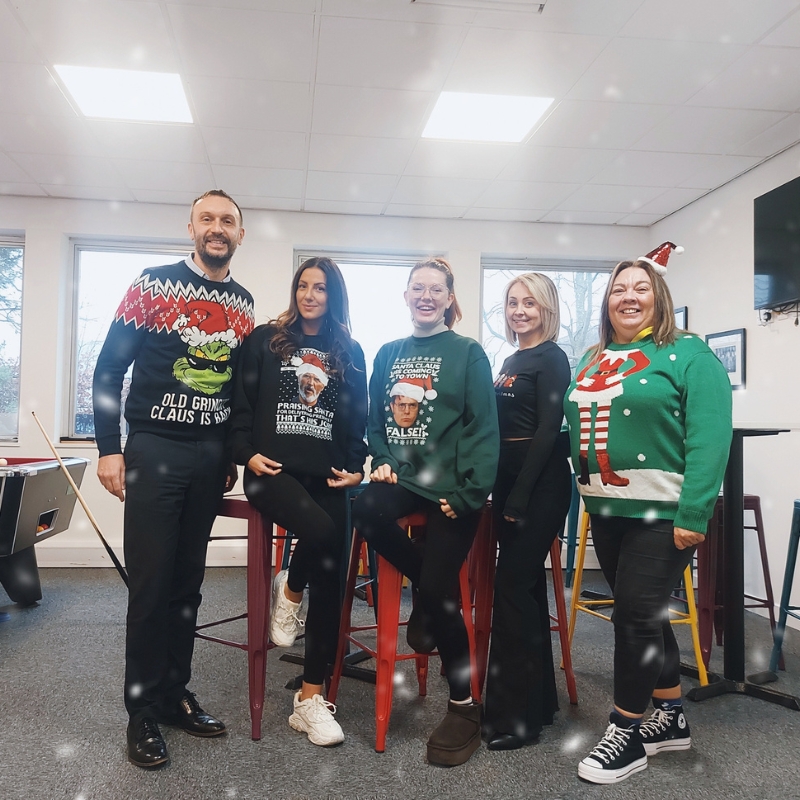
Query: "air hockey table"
0 456 89 605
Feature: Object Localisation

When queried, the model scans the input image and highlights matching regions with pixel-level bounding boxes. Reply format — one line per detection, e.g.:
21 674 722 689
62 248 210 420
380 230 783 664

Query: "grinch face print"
276 348 337 440
385 356 441 445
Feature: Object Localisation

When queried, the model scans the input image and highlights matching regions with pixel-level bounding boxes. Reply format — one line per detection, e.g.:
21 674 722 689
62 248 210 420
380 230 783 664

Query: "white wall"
654 140 800 634
0 195 646 568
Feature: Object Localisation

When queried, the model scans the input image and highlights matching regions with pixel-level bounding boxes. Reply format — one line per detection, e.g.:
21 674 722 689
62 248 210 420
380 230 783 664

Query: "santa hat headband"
292 353 329 385
390 375 437 403
638 241 684 276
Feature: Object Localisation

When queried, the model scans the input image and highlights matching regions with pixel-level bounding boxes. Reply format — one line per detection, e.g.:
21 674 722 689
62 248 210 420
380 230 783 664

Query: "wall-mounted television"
754 174 800 310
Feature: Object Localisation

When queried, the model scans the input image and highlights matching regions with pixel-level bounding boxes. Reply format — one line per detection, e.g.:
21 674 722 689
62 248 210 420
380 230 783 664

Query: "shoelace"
639 709 671 736
306 695 337 721
138 718 162 741
588 724 632 763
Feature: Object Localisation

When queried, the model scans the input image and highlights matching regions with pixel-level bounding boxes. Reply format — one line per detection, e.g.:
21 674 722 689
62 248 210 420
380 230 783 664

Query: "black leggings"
590 515 697 715
244 470 347 686
352 483 479 702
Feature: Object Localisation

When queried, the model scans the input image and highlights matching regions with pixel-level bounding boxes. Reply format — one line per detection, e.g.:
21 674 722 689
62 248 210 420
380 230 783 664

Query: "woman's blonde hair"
588 259 678 361
502 272 561 345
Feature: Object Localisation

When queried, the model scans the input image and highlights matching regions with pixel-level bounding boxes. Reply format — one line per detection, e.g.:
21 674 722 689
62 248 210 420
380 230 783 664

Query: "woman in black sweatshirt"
229 257 367 747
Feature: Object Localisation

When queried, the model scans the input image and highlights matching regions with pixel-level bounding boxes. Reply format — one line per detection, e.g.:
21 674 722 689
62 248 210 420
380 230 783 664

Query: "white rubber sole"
288 713 344 747
643 737 691 756
578 755 648 784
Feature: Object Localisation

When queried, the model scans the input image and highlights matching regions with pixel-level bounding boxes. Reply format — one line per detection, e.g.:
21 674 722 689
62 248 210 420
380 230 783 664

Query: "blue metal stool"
769 500 800 673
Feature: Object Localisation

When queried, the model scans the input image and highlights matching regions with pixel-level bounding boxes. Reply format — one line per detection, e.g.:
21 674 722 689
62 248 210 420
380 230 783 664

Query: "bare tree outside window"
0 246 23 439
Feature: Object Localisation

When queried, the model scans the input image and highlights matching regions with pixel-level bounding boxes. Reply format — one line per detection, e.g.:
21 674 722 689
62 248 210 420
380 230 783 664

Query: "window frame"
65 241 190 440
0 237 25 442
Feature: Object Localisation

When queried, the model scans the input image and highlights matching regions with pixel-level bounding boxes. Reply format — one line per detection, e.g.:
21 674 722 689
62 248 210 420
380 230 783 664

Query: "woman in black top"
229 257 367 747
483 272 572 751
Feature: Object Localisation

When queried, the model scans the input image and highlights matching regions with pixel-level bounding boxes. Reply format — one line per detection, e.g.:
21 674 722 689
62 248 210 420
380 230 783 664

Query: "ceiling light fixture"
54 65 193 123
422 92 553 143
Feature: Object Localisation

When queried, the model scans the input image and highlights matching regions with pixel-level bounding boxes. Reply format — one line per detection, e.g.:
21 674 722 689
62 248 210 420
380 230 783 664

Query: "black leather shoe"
487 732 538 751
163 692 226 737
127 717 168 768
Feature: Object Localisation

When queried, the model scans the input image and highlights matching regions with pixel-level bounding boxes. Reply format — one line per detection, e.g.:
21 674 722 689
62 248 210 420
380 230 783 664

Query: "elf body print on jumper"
93 260 255 458
276 349 337 441
563 333 732 534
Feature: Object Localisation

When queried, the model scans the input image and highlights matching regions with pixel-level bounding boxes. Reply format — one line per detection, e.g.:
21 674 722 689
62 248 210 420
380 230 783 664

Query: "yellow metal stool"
567 510 708 687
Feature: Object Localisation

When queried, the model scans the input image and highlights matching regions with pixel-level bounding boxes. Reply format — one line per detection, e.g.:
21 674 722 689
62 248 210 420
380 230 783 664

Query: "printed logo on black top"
384 356 441 446
494 372 517 397
276 349 337 440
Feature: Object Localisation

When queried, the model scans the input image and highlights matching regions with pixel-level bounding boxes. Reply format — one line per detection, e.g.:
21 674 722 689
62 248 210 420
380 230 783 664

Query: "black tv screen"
754 174 800 310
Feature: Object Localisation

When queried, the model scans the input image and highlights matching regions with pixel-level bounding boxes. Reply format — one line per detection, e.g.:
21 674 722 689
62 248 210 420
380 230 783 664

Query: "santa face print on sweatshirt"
276 349 337 440
384 356 440 445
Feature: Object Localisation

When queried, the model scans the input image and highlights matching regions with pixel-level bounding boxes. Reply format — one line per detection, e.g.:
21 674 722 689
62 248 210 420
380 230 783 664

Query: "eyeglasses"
408 283 449 298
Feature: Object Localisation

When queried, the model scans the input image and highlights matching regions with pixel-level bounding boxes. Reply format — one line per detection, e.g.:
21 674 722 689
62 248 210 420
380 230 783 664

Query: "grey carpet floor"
1 567 798 800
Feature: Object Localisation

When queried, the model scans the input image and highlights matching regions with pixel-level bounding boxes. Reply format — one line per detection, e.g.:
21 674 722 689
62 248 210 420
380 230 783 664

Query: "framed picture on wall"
705 328 746 389
674 306 688 329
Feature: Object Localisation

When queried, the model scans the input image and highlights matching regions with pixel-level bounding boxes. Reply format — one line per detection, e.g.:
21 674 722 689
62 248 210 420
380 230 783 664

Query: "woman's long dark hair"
269 257 357 378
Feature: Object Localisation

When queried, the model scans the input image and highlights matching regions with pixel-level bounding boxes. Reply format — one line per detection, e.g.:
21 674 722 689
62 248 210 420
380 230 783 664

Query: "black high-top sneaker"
578 722 647 784
639 704 691 755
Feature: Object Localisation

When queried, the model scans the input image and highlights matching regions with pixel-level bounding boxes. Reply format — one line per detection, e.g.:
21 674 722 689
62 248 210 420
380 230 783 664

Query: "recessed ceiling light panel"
422 92 553 143
54 65 193 124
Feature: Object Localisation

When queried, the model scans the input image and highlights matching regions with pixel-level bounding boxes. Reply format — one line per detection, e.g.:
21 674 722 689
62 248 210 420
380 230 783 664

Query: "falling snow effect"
640 643 659 666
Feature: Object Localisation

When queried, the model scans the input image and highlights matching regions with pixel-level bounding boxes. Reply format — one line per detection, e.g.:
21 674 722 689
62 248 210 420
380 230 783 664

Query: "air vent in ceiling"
411 0 546 12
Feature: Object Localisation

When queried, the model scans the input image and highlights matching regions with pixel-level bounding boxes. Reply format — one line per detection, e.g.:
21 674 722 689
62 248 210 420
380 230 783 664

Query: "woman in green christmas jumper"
564 243 732 785
352 257 499 767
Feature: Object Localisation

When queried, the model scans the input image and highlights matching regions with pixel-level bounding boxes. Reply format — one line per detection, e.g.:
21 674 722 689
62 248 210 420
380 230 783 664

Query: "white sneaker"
269 569 305 647
288 692 345 746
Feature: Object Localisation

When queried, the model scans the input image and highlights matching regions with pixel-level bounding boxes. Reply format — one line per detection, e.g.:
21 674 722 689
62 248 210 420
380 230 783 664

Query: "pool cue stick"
31 412 129 587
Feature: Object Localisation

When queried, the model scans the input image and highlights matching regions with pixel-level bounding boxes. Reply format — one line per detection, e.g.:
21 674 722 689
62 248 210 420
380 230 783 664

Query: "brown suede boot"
426 701 482 767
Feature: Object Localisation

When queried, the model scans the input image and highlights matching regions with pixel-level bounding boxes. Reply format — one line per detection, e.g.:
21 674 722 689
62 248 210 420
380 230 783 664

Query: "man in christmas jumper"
93 190 255 768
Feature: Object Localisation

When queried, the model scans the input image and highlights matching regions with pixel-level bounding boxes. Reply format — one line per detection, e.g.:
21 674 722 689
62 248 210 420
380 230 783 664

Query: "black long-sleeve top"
494 340 571 519
228 324 368 479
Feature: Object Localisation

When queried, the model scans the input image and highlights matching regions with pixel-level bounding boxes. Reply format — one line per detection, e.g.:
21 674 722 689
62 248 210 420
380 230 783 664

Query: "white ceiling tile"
14 0 179 71
0 63 77 117
167 0 317 10
234 196 302 211
445 27 609 96
539 209 627 224
189 78 311 132
530 101 672 150
557 184 666 213
305 172 397 203
734 114 800 157
169 5 314 81
678 155 762 189
474 180 578 210
404 141 517 180
500 147 623 183
211 164 305 199
567 38 744 105
320 0 475 25
88 120 207 162
312 84 435 138
631 107 788 154
760 8 800 46
0 154 35 183
615 213 666 226
112 158 214 191
0 181 47 197
688 47 800 112
390 175 490 206
304 199 384 215
42 184 136 201
0 115 100 157
308 134 416 174
12 153 126 187
590 151 716 187
634 187 709 215
0 3 42 63
384 203 467 219
619 0 800 45
317 16 462 92
463 207 545 222
203 128 307 169
130 188 205 206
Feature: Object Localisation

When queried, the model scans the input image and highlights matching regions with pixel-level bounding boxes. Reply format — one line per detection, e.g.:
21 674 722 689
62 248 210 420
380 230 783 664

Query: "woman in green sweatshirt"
564 243 732 786
352 257 499 767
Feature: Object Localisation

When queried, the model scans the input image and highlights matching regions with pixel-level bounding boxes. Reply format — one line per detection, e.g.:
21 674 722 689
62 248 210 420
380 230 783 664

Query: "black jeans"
590 514 697 715
352 483 479 702
244 470 347 686
123 432 227 720
484 440 572 739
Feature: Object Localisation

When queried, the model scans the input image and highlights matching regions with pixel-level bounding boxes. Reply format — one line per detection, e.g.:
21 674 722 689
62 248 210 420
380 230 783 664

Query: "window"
0 243 23 440
482 258 615 374
70 245 188 438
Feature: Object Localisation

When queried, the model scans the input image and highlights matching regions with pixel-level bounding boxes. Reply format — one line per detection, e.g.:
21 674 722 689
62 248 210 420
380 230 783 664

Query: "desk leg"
247 512 271 740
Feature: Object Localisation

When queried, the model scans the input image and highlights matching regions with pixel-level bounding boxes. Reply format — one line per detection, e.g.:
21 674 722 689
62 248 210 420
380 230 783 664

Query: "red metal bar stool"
549 536 578 705
328 510 488 752
195 495 277 740
696 494 783 670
